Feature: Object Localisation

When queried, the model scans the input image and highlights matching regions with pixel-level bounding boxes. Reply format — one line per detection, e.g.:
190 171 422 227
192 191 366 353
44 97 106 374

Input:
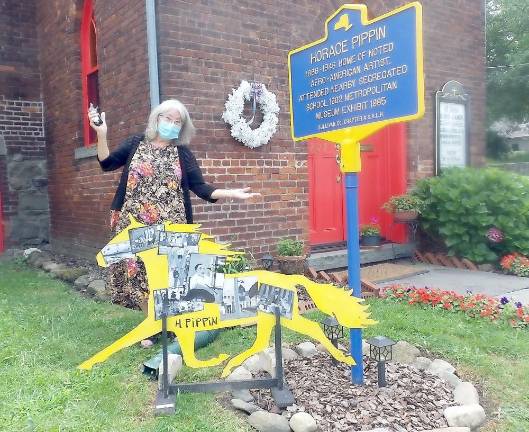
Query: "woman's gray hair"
145 99 196 144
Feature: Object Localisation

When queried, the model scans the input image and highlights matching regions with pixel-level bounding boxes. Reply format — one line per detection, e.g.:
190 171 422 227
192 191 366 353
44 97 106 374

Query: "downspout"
146 0 160 108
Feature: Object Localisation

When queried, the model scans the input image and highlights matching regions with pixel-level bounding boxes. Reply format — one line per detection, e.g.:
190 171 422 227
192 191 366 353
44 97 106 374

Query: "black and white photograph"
100 240 135 265
257 284 294 319
129 224 164 253
182 253 225 303
220 276 259 318
158 232 201 255
153 288 204 321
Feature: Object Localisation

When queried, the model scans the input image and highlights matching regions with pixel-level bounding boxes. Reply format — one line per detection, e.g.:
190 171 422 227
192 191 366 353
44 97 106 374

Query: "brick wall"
0 0 48 248
35 0 150 257
156 0 485 258
30 0 485 259
407 0 486 183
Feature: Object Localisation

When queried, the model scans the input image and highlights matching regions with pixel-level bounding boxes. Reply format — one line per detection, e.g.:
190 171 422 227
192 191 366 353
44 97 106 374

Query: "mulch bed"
251 352 456 432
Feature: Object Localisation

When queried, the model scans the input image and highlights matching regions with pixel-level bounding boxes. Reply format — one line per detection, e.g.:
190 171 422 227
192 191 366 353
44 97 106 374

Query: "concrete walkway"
381 263 529 305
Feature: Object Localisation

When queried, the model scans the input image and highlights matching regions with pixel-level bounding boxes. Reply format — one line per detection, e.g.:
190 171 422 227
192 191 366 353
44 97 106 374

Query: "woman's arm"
88 108 137 171
182 147 260 201
210 188 260 200
88 108 110 161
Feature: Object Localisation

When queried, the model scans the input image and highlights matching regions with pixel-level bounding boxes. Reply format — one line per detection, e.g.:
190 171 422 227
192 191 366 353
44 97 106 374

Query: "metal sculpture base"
154 305 295 415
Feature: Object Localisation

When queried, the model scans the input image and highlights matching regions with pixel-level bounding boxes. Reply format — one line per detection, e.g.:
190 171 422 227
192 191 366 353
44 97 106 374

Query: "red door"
308 123 407 246
308 138 345 245
358 124 407 243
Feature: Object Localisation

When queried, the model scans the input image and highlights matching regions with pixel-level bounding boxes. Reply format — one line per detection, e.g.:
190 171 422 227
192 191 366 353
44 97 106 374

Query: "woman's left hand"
229 187 261 200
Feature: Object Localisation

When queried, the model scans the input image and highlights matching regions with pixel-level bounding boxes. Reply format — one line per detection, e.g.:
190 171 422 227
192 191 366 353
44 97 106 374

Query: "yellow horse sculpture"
79 216 375 377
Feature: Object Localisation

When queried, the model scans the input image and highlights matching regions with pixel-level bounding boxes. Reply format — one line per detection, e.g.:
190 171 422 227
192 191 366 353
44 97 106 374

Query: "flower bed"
500 253 529 277
382 285 529 328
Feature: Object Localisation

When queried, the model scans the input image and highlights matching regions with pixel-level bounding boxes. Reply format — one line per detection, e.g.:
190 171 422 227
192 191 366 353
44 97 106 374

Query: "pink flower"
139 202 159 224
173 161 182 179
486 227 504 243
126 258 139 278
136 162 154 177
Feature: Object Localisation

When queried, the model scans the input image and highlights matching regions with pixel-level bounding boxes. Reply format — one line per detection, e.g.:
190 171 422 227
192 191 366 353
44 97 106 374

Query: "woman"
88 99 259 310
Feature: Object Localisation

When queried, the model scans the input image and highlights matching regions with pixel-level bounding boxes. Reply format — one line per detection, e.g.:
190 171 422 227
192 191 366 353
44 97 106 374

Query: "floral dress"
109 139 187 310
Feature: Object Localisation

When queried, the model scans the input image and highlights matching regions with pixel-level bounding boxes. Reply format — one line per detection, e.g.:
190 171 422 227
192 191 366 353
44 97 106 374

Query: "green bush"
277 238 304 256
415 167 529 263
486 129 510 160
218 255 252 274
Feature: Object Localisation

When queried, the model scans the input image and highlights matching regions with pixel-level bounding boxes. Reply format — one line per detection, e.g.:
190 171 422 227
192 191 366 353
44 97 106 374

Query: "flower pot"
393 210 418 223
276 255 306 275
360 234 382 246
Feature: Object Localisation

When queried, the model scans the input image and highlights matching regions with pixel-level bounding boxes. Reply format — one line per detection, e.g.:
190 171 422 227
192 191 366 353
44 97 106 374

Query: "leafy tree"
487 0 529 125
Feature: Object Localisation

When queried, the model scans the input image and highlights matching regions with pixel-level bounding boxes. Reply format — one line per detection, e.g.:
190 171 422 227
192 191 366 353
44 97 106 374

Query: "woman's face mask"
157 114 182 140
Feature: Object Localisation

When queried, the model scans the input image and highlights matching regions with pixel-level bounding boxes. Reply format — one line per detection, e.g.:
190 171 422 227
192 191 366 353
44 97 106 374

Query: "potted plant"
360 218 382 246
276 238 306 275
382 193 424 222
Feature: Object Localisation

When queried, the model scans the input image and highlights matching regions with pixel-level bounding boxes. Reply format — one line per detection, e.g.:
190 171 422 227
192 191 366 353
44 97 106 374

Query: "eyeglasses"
158 113 182 127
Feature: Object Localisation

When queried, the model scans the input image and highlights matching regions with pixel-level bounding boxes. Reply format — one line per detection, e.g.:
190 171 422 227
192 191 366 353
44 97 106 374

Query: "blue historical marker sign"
288 3 424 141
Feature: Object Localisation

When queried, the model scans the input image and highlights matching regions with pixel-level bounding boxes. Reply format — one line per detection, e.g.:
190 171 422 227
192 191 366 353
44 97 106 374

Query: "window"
80 0 100 146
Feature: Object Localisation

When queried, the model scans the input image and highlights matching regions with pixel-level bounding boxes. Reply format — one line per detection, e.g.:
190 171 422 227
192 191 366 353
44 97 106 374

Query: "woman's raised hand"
88 105 107 137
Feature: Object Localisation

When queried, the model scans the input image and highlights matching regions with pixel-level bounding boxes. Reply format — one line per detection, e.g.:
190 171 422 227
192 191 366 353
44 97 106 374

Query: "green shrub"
415 167 529 263
277 238 304 256
218 255 252 274
486 129 510 160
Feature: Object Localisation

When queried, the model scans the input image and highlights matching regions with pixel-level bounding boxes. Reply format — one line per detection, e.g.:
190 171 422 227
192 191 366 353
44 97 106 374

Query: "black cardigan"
98 135 216 223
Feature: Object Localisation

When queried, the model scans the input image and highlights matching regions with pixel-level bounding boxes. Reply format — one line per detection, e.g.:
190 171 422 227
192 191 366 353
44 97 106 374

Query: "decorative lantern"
261 254 274 270
322 315 345 365
366 336 396 387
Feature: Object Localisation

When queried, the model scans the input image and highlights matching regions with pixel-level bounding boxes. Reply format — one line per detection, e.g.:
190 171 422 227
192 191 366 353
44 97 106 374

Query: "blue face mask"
158 120 181 140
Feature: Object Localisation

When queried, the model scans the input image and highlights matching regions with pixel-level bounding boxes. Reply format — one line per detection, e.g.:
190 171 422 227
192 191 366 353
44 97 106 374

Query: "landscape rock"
140 339 154 348
86 279 108 301
437 370 462 388
243 354 268 374
427 359 456 376
231 389 254 402
52 266 89 282
392 340 421 364
230 398 261 414
423 428 470 432
363 429 392 432
289 412 318 432
25 250 52 268
477 263 493 272
42 261 60 272
226 366 252 381
453 382 479 405
363 339 370 355
296 341 318 358
158 354 183 390
23 248 42 258
74 274 91 290
443 404 486 429
49 264 70 278
282 347 300 361
258 348 277 377
413 356 432 371
248 411 291 432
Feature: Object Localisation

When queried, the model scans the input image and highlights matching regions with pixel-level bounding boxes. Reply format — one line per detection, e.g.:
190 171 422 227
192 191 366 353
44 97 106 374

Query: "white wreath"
222 80 280 149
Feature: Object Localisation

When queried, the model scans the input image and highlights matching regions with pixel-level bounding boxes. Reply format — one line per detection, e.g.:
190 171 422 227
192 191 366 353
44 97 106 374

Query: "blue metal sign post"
288 3 424 385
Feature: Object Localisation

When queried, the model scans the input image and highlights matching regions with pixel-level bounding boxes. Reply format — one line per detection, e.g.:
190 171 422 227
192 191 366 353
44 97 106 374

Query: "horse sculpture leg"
220 312 276 378
171 327 230 368
79 317 161 370
283 315 356 365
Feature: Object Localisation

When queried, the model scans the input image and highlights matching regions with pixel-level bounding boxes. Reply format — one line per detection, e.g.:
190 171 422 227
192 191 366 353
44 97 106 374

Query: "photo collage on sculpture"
98 226 296 321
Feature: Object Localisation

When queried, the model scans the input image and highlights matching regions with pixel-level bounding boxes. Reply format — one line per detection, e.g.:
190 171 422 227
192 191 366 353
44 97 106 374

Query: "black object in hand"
89 102 103 126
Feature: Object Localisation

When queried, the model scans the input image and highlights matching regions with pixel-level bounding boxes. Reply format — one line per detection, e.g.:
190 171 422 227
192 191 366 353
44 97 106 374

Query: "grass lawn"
1 260 528 431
